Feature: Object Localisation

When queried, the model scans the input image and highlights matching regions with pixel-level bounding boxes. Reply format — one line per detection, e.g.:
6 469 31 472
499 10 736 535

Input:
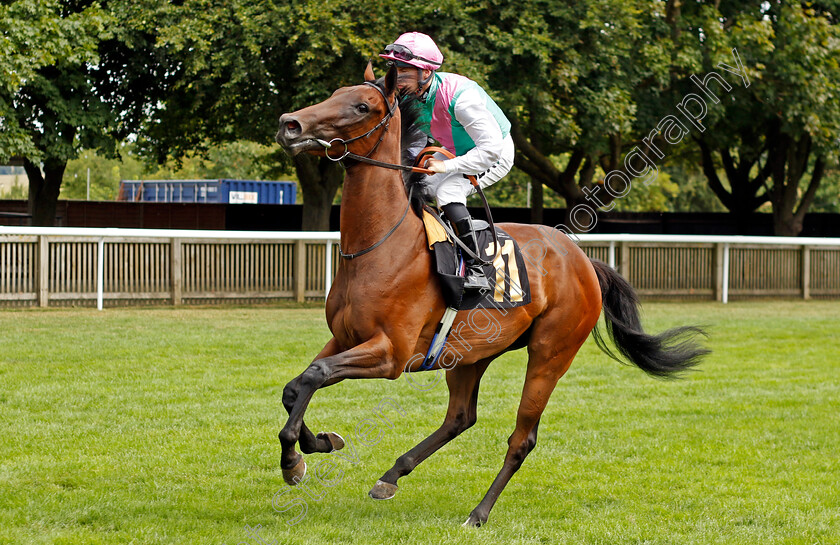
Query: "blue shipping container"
117 179 296 204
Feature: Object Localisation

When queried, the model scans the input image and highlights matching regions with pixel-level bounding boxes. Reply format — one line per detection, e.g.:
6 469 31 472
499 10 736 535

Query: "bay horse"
274 64 708 527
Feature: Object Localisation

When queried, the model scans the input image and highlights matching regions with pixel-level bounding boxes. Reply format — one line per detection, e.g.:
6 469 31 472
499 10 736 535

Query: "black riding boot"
452 217 491 291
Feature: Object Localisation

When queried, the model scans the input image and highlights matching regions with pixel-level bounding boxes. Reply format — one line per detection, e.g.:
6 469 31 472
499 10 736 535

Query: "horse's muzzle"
275 114 300 148
275 114 324 156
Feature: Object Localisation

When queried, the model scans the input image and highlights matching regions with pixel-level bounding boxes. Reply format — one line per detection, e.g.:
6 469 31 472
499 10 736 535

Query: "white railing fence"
1 227 838 309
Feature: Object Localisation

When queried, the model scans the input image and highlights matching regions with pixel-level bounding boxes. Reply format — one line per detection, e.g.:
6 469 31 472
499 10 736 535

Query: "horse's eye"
357 103 369 113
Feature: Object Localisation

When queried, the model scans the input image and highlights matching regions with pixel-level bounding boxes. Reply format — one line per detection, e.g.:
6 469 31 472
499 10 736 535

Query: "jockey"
381 32 515 291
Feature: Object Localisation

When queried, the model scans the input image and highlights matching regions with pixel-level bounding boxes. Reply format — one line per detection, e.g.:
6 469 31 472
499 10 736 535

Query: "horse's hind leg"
370 359 492 500
464 343 583 527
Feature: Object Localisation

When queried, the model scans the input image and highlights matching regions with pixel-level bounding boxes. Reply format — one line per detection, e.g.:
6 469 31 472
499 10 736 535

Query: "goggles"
383 43 442 68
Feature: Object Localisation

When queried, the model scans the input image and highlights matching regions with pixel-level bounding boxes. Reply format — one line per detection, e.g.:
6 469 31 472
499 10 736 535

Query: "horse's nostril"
284 119 302 138
277 114 304 145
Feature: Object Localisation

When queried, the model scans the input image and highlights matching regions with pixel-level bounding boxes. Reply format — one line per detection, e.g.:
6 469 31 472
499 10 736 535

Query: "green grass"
0 301 838 545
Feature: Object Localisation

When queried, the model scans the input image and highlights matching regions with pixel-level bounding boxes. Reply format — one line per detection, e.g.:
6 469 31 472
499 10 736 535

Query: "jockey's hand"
426 159 446 174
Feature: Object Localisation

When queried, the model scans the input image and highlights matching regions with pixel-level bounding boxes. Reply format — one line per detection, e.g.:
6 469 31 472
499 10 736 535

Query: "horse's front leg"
282 338 346 457
279 332 399 485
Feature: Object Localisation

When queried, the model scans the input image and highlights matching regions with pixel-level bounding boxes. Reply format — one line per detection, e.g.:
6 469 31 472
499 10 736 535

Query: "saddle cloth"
421 209 531 311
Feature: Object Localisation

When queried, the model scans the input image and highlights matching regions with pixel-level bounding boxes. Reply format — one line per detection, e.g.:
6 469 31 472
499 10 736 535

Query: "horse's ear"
384 64 398 97
364 61 376 83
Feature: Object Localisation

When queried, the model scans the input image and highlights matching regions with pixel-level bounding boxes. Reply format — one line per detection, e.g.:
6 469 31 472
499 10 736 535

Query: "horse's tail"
589 259 710 378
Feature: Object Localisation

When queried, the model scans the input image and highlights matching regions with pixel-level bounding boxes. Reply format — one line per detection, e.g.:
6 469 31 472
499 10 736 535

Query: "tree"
0 0 169 225
439 0 691 228
144 0 422 230
810 166 840 213
448 0 840 234
681 1 840 235
661 163 728 212
60 147 143 201
0 0 106 223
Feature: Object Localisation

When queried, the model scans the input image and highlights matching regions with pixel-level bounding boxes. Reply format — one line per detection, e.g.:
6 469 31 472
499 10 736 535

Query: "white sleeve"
441 87 505 175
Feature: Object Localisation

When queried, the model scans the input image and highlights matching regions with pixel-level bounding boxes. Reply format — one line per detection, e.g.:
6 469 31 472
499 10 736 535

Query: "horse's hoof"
368 480 398 500
281 456 307 486
317 431 345 452
462 512 486 528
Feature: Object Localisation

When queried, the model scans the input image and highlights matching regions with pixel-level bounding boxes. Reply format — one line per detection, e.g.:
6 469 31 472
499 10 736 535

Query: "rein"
415 147 502 266
339 185 414 260
334 81 416 260
329 82 500 264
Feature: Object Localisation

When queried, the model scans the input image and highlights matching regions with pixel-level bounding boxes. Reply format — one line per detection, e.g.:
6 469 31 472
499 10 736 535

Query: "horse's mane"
398 94 433 216
373 75 431 216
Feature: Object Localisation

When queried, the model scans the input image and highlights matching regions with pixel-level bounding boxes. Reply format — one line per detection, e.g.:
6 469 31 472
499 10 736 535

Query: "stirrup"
463 266 490 290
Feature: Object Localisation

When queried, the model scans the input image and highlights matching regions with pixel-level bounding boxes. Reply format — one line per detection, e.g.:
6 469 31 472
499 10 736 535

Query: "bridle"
326 81 500 265
318 82 399 165
317 82 435 176
327 81 416 260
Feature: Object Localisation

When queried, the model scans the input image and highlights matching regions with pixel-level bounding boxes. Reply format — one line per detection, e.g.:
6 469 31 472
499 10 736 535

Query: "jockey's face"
396 66 432 95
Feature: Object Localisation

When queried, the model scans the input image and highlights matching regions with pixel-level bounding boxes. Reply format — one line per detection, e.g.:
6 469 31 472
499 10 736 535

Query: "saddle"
421 207 531 311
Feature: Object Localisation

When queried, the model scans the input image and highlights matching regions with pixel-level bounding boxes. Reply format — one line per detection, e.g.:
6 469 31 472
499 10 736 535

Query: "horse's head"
276 64 399 158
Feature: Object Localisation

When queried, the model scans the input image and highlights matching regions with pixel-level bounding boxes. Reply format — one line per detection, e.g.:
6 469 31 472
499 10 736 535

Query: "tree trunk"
696 137 772 234
772 212 801 237
665 0 682 40
293 155 343 231
768 134 824 237
529 176 543 224
561 195 598 234
771 156 825 237
24 158 65 226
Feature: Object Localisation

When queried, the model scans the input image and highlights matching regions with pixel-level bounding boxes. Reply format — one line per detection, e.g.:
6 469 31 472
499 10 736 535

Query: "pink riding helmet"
380 32 443 71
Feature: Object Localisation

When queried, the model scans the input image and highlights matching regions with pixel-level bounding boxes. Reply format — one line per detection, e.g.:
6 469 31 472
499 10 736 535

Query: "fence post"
325 240 333 301
295 239 306 303
38 235 49 308
171 238 182 305
714 243 725 302
97 238 105 311
722 243 730 304
802 245 811 300
619 241 630 281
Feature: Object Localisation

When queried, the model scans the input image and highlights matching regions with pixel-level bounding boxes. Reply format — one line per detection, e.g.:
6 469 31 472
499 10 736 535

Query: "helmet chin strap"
414 68 434 100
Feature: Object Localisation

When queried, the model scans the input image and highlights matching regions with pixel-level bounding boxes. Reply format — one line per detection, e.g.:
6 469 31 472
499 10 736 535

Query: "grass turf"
0 301 837 544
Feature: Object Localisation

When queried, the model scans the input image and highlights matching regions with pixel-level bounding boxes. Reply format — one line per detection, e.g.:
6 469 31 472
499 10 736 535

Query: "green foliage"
4 0 838 223
684 1 840 231
0 0 111 161
0 178 28 199
1 0 175 224
467 167 565 209
61 147 144 201
141 141 280 182
145 0 410 158
810 167 840 213
662 164 729 213
467 164 684 212
610 169 680 212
